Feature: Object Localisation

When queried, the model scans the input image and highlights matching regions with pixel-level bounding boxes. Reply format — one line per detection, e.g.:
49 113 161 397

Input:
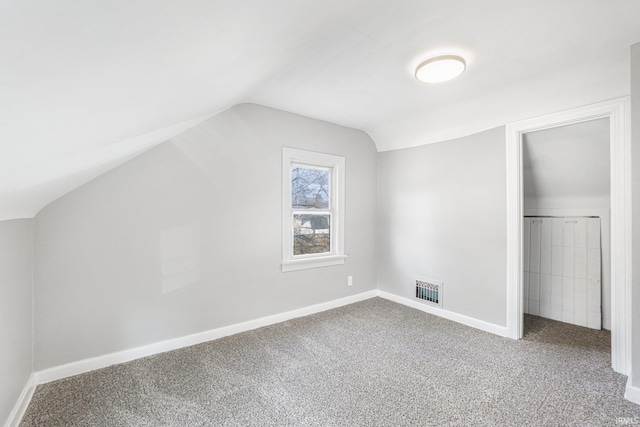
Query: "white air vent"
415 277 443 308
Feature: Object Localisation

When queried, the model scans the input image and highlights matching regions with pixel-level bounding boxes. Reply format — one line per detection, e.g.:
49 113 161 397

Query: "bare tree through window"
291 165 331 255
291 166 329 208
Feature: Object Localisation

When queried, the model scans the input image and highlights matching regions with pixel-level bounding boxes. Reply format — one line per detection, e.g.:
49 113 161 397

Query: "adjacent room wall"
33 103 378 370
0 219 33 424
377 127 507 327
631 41 640 389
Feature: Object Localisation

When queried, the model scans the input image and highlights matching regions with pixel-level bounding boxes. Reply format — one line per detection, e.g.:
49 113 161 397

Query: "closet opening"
506 98 630 374
521 118 610 340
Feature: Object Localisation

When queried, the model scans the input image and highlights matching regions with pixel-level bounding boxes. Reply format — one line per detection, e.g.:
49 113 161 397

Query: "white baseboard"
35 289 507 386
625 378 640 405
377 290 509 337
11 288 517 426
35 290 378 385
4 374 36 427
12 287 634 426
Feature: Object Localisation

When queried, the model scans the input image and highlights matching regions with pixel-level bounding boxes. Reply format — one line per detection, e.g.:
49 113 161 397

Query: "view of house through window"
291 165 331 255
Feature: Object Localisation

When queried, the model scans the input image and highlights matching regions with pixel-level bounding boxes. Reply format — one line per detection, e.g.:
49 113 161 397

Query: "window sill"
281 254 347 272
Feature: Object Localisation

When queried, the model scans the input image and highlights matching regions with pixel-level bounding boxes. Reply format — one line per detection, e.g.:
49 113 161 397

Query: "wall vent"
415 278 443 308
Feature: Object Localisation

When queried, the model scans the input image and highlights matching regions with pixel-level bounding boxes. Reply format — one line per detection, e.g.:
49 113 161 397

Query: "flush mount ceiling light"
415 55 466 83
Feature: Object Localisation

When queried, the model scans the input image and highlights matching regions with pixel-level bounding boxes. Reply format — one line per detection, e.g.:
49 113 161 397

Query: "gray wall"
34 103 378 370
377 127 507 326
631 42 640 388
0 219 33 424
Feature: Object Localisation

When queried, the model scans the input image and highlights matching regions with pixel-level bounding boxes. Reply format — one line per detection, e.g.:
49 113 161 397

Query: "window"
282 147 346 272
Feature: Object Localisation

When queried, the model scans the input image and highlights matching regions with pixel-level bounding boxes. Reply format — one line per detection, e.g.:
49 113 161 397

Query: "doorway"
521 119 610 332
505 98 631 375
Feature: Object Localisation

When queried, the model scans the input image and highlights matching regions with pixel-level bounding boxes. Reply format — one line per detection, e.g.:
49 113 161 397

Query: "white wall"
0 219 33 425
377 127 507 327
523 208 611 330
631 41 640 389
33 103 378 370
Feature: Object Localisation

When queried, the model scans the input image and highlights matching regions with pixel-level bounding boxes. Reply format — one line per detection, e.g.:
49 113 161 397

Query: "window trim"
282 147 346 272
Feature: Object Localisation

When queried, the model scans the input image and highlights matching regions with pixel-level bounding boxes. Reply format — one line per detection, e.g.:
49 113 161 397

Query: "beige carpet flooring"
21 297 640 426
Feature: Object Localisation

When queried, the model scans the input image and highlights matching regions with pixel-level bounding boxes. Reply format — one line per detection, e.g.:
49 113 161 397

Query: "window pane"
293 214 331 255
292 166 329 209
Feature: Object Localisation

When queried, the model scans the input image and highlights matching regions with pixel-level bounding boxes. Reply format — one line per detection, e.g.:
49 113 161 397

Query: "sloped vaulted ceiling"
523 118 610 207
2 0 640 219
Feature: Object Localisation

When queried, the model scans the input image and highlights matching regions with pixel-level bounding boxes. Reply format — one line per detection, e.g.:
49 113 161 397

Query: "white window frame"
282 147 346 272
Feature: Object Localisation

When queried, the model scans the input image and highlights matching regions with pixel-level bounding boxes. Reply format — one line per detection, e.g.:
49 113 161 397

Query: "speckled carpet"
21 298 640 426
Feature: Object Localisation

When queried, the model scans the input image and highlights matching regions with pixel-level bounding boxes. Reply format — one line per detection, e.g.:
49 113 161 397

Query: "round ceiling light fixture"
415 55 466 83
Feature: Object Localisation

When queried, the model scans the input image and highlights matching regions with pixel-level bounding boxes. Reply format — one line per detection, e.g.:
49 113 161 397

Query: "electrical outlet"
347 276 353 286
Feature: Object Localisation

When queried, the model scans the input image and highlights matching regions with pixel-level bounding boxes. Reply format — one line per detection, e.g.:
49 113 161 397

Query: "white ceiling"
523 118 610 205
2 1 640 219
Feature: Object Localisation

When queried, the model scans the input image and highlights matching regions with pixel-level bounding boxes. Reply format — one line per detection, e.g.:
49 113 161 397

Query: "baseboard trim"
625 378 640 405
377 290 509 337
31 289 509 387
16 288 514 424
4 374 36 427
35 290 378 385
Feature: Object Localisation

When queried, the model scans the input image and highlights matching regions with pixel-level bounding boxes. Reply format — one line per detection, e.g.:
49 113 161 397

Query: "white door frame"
505 97 631 375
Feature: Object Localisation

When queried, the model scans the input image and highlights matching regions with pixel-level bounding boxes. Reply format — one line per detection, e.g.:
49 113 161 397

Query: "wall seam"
30 220 35 376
